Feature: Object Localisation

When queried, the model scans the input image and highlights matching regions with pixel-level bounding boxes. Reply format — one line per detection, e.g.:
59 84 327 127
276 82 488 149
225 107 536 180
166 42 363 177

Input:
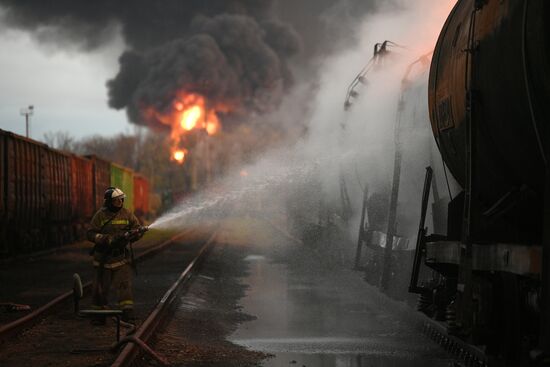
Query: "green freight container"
110 163 134 212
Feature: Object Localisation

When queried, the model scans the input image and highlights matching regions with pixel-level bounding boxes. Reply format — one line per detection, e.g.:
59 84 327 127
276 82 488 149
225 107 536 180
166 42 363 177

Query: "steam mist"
150 0 457 246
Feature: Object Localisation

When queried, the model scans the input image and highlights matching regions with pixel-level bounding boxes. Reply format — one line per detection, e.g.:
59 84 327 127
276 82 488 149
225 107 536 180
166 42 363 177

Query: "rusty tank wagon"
409 0 550 364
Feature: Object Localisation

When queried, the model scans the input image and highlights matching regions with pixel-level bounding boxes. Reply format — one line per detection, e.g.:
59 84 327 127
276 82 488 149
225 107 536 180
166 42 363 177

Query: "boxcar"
70 154 94 236
3 130 47 253
0 131 152 258
0 131 6 255
43 146 72 248
87 155 111 213
111 163 134 212
133 173 149 219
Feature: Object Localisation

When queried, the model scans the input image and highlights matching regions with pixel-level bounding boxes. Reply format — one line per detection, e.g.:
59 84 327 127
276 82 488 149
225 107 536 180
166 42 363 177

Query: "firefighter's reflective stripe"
100 219 129 226
118 300 134 309
93 259 128 268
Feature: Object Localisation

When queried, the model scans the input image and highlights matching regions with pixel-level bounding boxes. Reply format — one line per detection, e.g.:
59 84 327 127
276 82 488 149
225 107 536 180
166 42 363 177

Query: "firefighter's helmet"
104 187 126 201
104 187 125 212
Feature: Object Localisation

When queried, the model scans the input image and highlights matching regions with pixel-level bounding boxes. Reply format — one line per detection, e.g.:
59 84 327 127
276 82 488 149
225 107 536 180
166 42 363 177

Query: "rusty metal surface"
70 154 94 223
44 147 72 225
4 130 48 253
87 154 112 212
0 131 5 255
133 174 150 219
429 0 550 202
426 240 541 277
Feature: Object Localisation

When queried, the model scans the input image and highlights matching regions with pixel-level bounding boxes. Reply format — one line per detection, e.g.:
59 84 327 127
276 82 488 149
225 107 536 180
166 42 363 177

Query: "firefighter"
87 187 145 325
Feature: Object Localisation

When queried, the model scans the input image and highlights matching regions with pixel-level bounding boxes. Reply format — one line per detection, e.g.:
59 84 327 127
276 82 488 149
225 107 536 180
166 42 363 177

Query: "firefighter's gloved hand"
95 234 111 245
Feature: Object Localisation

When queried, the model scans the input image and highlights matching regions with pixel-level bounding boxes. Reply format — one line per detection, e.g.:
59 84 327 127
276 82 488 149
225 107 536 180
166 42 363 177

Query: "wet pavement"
230 253 454 367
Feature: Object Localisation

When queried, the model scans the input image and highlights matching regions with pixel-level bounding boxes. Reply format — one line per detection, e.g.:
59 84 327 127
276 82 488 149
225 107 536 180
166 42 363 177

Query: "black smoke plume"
0 0 300 128
0 0 381 129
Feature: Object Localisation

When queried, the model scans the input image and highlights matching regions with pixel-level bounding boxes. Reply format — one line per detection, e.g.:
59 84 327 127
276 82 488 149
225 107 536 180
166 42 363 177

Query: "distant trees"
43 131 76 152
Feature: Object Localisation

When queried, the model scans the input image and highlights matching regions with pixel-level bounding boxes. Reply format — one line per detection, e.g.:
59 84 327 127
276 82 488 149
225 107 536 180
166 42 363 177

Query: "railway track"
0 225 491 367
111 231 218 367
419 317 488 367
358 281 490 367
0 230 190 341
0 227 218 367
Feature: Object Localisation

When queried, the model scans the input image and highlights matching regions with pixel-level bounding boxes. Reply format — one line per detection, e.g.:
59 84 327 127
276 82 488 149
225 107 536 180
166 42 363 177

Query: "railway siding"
0 227 215 367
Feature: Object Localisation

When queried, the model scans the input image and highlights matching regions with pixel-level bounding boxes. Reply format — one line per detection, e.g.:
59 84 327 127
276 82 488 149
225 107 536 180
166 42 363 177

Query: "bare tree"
43 131 76 152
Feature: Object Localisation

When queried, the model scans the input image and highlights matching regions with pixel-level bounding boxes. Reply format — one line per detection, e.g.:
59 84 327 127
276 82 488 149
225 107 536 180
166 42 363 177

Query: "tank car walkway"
0 229 192 326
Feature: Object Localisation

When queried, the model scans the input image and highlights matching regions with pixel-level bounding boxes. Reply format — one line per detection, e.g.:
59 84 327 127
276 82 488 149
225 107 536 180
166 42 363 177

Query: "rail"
110 230 219 367
0 230 192 342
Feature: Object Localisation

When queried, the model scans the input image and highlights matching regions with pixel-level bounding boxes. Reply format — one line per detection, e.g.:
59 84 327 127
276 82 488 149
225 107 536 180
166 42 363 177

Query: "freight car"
407 0 550 364
0 129 152 258
133 173 150 221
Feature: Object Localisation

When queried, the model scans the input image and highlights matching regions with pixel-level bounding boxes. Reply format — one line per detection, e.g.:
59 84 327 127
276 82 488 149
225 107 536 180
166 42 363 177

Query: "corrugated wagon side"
70 154 94 237
42 146 72 248
87 155 111 213
0 131 6 255
4 130 47 254
133 173 150 220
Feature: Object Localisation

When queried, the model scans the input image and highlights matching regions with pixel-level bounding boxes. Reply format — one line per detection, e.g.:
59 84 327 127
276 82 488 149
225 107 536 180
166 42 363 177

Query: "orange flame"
181 105 202 131
172 149 187 164
148 92 227 165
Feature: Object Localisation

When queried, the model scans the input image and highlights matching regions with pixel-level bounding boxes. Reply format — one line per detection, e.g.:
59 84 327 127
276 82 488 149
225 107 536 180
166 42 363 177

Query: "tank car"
410 0 550 363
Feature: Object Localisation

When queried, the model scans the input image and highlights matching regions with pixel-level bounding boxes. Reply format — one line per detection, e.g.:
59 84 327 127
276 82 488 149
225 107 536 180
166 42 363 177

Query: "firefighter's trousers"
92 263 134 310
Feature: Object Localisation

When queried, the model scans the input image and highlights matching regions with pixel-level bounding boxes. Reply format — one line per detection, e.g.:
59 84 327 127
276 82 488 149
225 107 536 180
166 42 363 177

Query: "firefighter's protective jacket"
87 207 140 268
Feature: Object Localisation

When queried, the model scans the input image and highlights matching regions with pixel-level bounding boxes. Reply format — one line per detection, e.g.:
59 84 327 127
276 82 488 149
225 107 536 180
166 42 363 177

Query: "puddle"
230 254 454 367
244 255 267 261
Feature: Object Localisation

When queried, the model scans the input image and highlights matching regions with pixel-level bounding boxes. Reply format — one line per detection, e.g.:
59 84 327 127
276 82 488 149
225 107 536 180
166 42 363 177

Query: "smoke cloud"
0 1 301 128
0 0 384 131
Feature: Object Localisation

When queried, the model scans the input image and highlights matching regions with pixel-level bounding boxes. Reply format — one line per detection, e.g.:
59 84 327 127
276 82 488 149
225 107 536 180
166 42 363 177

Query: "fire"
181 105 202 131
148 92 228 165
173 149 186 164
205 115 220 136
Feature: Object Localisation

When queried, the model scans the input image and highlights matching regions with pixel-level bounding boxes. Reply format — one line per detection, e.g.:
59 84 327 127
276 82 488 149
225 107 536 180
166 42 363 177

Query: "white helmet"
104 187 126 200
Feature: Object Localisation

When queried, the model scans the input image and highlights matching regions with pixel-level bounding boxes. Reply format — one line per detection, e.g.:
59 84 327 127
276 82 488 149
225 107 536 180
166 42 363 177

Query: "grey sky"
0 27 131 141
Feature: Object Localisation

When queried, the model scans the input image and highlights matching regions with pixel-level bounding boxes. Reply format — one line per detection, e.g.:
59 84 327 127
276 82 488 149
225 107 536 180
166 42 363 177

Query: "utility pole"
19 105 34 138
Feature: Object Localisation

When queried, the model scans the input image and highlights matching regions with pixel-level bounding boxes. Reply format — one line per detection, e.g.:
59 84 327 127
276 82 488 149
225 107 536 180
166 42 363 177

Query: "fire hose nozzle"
124 226 149 241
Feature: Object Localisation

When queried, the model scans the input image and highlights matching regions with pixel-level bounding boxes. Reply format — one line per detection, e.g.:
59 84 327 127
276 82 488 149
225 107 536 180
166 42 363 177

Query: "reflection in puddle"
261 352 444 367
244 255 267 261
230 253 453 367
